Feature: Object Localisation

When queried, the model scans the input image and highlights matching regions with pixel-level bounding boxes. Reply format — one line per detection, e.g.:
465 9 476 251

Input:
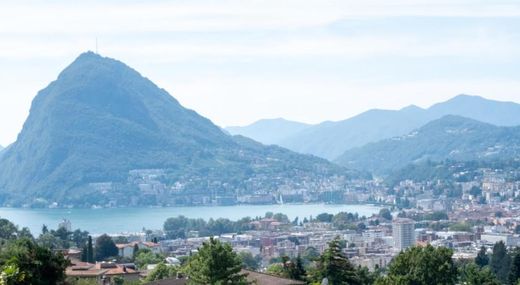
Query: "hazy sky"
1 0 520 146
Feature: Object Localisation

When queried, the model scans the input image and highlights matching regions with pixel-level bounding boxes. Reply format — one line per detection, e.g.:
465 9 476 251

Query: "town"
53 161 520 284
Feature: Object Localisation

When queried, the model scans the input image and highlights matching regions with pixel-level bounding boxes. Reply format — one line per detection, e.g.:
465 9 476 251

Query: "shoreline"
0 201 392 210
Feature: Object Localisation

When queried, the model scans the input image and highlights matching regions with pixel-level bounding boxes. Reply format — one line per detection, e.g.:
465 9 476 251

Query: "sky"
0 0 520 146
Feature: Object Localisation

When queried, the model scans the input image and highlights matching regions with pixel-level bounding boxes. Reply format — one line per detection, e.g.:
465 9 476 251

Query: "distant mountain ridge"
0 52 357 207
335 115 520 175
229 95 520 160
226 118 310 145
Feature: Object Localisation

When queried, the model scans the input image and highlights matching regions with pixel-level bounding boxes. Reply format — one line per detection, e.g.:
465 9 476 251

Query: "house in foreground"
116 241 161 258
66 260 140 285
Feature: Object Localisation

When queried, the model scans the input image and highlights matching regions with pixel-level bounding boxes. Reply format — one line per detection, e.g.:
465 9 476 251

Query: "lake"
0 204 382 235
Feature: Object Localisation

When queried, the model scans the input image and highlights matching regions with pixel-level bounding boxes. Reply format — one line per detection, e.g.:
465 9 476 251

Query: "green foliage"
0 219 32 241
113 236 129 244
332 212 360 230
490 241 511 284
266 263 286 277
185 237 249 284
94 234 118 261
132 243 139 260
356 266 380 285
0 264 25 285
267 256 306 281
311 236 359 284
475 246 489 268
376 245 457 285
470 186 483 197
134 249 164 269
378 209 392 221
238 252 261 271
113 276 124 285
272 213 289 223
316 213 334 223
338 115 520 174
0 238 69 285
459 263 500 285
87 236 94 263
145 262 178 282
286 256 306 281
510 247 520 285
301 247 320 265
163 216 257 239
36 226 89 251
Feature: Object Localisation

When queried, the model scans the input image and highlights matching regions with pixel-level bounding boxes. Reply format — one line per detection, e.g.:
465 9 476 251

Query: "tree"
113 236 128 244
475 246 489 268
112 276 124 285
134 249 164 269
0 219 28 241
0 238 69 285
379 208 393 221
287 255 306 281
185 237 249 284
0 264 25 285
490 241 511 284
459 263 500 285
312 236 359 284
87 236 94 263
302 247 319 264
94 234 118 261
510 247 520 284
163 216 189 239
145 262 177 282
36 233 62 249
272 213 289 223
470 186 482 197
266 263 286 278
71 229 89 248
357 266 380 285
332 212 359 230
132 243 139 260
238 252 260 271
316 213 334 223
375 245 457 285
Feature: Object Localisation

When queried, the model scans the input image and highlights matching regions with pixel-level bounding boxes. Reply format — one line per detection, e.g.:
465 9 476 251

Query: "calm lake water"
0 204 381 235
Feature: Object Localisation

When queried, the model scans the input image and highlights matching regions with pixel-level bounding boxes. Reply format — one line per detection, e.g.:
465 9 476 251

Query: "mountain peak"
57 52 136 81
0 53 348 207
420 115 489 130
400 104 424 112
449 94 485 101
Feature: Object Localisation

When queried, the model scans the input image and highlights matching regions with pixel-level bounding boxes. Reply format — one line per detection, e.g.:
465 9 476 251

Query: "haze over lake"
0 204 381 235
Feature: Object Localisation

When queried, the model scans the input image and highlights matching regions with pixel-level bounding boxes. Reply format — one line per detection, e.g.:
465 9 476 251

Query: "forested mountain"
226 118 310 145
0 52 358 207
335 116 520 175
233 95 520 160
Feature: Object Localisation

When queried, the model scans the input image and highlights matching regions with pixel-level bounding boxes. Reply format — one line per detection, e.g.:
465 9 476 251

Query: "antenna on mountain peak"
95 38 98 54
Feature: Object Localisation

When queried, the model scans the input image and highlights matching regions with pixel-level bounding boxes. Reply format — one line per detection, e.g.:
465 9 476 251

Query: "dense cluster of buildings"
61 165 520 284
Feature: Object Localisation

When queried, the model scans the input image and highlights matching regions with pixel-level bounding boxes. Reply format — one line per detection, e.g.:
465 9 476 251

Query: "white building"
392 218 415 251
116 241 161 258
58 219 72 232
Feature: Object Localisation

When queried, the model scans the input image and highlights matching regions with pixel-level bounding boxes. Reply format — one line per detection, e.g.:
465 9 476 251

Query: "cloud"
167 75 520 127
0 0 519 145
1 1 520 36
